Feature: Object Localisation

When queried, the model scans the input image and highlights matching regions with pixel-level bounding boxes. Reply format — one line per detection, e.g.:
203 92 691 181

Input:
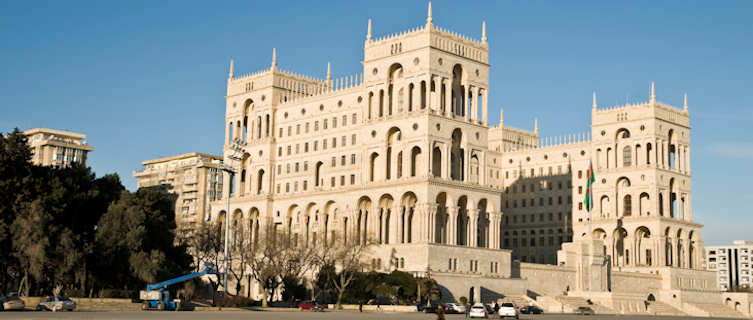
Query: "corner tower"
580 83 701 270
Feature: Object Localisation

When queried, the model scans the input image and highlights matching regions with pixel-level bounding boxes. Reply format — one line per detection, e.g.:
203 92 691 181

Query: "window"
624 195 632 216
623 146 632 167
351 134 357 145
331 177 335 187
350 174 355 184
352 113 357 124
323 119 328 129
351 154 356 164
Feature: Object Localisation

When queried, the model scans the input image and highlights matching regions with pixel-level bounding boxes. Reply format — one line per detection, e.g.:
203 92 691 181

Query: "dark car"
519 305 543 314
423 302 443 313
576 306 594 315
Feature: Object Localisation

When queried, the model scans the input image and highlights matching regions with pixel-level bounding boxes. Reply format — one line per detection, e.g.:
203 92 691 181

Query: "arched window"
369 153 378 182
265 114 270 137
659 193 664 216
257 169 265 194
623 146 632 167
315 161 323 186
411 146 421 177
623 195 632 216
432 147 441 178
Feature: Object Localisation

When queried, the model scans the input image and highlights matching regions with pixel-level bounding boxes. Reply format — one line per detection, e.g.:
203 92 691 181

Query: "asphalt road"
0 311 744 320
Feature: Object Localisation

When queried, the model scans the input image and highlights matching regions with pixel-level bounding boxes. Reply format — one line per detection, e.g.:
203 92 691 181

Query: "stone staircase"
497 295 535 309
554 296 615 314
647 301 685 316
689 302 747 319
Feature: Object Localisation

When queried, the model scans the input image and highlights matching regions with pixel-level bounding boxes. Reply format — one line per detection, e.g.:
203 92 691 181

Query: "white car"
469 303 488 318
498 302 519 319
445 302 465 314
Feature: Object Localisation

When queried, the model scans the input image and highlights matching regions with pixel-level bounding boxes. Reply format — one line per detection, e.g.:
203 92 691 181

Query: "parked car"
444 302 465 314
468 303 488 318
36 296 76 312
519 305 543 314
498 302 519 319
0 294 25 311
576 306 595 315
423 302 444 313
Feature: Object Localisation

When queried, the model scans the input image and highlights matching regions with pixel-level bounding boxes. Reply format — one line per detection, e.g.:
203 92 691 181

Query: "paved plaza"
0 311 743 320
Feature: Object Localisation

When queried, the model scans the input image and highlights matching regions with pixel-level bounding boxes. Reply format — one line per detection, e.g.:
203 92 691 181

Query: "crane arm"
146 268 218 291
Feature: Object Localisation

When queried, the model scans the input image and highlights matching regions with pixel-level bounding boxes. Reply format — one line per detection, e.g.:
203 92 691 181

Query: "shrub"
459 296 468 305
216 295 254 307
99 289 135 299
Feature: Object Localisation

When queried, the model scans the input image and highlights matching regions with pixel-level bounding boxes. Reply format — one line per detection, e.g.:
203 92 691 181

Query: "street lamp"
221 141 244 295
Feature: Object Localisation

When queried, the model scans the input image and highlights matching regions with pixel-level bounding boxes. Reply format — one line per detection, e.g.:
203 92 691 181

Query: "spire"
683 93 688 111
326 62 331 81
482 21 487 44
367 19 372 41
650 81 656 105
534 117 539 134
228 59 234 79
271 48 277 70
592 91 597 110
426 2 433 27
499 108 504 126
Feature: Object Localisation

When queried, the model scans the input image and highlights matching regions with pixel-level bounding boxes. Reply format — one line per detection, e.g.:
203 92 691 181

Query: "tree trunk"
336 288 345 310
261 289 268 308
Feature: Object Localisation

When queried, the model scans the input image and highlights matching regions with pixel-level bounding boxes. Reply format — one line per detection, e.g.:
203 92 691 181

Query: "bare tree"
228 222 252 296
187 222 223 296
313 232 373 309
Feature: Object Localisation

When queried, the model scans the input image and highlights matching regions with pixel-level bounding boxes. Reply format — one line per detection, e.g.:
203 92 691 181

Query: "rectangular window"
351 174 355 184
341 155 346 166
315 121 319 131
305 142 309 152
352 134 357 145
323 139 327 149
340 175 345 186
352 113 357 124
342 115 347 126
323 119 328 129
296 124 300 134
330 177 335 187
351 154 356 164
331 157 336 167
303 180 308 190
332 137 337 148
333 117 337 128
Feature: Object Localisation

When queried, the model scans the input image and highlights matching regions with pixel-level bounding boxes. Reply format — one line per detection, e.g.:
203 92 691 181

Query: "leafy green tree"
94 186 192 292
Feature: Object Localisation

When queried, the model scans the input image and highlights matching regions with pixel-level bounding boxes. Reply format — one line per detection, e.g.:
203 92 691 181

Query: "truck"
139 264 219 311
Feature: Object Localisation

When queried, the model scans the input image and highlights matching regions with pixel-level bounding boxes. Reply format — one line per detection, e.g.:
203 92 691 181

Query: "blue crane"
140 264 219 311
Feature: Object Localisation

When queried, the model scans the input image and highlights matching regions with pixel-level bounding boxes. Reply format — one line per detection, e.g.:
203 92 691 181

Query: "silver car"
0 294 25 311
36 296 76 311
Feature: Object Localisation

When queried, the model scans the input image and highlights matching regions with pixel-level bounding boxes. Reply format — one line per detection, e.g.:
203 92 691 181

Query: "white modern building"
707 241 753 291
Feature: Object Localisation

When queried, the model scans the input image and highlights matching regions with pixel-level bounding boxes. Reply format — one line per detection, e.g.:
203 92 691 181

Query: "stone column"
468 208 479 247
490 212 500 249
447 206 458 245
471 86 479 122
427 204 437 243
482 88 489 125
686 145 691 173
463 149 471 182
423 77 430 110
391 204 401 244
443 78 451 117
442 144 451 179
465 86 471 122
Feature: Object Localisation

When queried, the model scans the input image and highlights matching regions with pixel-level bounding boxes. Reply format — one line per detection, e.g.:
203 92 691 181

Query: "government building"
197 3 750 317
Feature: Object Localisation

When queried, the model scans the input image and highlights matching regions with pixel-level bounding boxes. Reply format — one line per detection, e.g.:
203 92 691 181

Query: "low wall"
328 304 417 312
518 262 574 297
432 272 527 303
722 292 753 316
20 297 138 310
611 270 662 294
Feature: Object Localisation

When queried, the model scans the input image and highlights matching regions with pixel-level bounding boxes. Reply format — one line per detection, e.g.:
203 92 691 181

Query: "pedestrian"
465 303 470 318
494 302 499 316
437 305 446 320
359 301 363 312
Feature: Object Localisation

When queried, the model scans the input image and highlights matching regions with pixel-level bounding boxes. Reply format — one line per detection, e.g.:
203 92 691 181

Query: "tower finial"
650 81 656 104
482 21 487 44
367 19 372 41
427 2 433 26
683 93 688 111
534 117 539 134
500 108 504 126
271 48 277 70
229 59 234 79
326 62 331 81
592 91 597 110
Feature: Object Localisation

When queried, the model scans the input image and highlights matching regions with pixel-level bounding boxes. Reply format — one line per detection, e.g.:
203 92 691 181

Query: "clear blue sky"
1 1 751 245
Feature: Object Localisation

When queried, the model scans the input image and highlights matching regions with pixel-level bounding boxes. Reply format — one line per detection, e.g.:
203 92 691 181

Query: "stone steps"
648 301 685 316
690 302 747 319
554 296 615 314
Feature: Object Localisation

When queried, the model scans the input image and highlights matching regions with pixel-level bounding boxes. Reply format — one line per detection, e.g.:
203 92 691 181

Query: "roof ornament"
482 21 487 44
683 93 688 111
229 59 234 79
426 2 433 27
534 117 539 134
274 49 280 71
500 108 504 126
650 81 656 105
367 19 372 42
592 91 597 110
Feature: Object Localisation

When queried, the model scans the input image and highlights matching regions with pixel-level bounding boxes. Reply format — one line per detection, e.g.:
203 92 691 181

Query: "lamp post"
222 142 244 295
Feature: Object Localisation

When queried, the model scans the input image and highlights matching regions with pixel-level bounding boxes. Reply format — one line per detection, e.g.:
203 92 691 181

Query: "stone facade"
23 128 93 167
134 152 224 239
200 3 745 317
